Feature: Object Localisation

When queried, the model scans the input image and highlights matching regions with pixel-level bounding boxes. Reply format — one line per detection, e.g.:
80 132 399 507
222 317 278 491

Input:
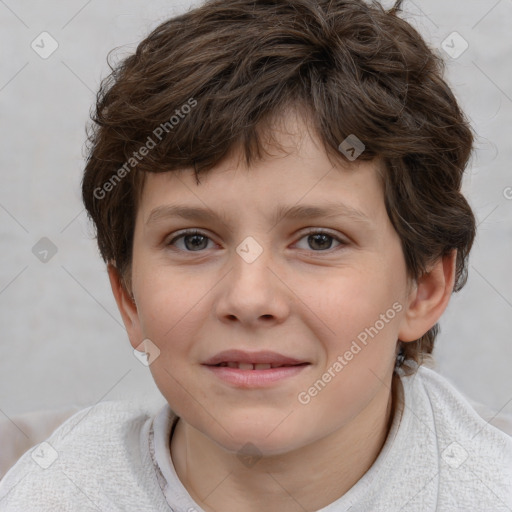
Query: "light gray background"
0 0 511 418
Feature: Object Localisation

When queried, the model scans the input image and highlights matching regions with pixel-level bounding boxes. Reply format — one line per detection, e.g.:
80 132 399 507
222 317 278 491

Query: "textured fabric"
0 400 171 512
1 366 511 511
0 406 82 480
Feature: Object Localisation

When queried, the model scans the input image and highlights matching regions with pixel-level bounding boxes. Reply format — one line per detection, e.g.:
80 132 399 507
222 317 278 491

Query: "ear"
107 263 143 350
398 250 457 342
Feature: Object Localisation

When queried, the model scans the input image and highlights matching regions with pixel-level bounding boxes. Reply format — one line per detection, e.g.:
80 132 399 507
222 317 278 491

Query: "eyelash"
166 228 347 253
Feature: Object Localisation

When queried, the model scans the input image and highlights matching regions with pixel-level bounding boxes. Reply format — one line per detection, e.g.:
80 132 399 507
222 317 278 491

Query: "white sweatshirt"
0 366 511 511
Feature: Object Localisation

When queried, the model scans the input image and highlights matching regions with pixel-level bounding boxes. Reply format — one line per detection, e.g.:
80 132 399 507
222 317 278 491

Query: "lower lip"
202 364 310 388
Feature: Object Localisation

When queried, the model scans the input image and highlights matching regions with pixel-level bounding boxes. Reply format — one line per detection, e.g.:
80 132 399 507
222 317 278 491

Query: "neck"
170 374 402 512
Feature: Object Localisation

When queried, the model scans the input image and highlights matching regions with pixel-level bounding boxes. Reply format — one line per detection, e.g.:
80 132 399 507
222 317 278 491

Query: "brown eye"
307 233 335 250
295 230 345 252
167 230 213 251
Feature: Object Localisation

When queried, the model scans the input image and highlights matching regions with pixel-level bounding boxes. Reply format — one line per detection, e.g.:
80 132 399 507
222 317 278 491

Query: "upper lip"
203 350 308 366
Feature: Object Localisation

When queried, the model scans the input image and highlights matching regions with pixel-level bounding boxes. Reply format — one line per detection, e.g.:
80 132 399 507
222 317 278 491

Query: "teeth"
254 363 272 370
218 362 291 370
215 362 303 370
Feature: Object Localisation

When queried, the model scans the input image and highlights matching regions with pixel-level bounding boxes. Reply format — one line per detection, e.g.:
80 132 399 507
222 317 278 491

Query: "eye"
166 228 347 253
295 230 345 252
166 230 215 252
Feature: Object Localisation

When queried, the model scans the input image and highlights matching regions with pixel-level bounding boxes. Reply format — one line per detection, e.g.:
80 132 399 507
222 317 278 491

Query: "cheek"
313 275 404 376
133 266 220 361
316 268 399 328
134 265 189 336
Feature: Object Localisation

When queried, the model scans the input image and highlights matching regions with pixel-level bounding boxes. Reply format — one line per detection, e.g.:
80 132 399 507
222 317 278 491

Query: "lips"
202 349 308 369
215 362 303 370
203 354 310 388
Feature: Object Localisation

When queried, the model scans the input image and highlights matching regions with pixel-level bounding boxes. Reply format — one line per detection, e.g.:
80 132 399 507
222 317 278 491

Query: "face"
122 113 414 456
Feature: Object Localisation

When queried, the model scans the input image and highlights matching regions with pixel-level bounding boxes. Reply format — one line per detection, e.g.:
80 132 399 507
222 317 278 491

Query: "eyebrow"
145 201 373 228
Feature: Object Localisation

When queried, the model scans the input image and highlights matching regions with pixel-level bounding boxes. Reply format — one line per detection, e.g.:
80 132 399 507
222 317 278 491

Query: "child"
1 0 511 510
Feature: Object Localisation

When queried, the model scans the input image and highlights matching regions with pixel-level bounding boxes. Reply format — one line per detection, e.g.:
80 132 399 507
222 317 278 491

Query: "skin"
109 110 456 512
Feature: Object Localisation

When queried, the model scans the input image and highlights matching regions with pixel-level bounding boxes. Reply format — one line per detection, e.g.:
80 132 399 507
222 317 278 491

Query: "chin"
208 417 305 457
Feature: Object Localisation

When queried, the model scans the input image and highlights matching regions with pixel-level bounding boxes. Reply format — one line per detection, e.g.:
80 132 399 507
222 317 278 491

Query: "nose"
214 240 291 328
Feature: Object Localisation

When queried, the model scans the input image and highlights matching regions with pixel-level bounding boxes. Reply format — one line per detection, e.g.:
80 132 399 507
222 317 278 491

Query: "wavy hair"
82 0 476 370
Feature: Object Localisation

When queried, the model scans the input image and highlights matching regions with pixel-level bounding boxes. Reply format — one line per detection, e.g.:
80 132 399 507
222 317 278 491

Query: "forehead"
137 112 386 226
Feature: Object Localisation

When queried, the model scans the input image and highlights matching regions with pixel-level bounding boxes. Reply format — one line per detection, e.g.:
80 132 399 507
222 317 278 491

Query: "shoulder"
415 365 512 444
406 366 512 508
0 399 171 512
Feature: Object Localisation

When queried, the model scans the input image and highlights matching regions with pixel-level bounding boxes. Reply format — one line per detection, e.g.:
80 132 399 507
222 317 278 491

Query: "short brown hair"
82 0 476 369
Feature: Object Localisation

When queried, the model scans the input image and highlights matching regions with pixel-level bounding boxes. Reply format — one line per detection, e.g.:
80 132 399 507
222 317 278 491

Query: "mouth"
202 350 310 387
202 349 309 367
210 362 309 370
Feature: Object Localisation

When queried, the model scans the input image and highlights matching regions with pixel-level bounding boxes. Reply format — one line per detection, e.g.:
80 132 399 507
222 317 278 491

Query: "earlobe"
107 263 142 349
398 250 457 342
